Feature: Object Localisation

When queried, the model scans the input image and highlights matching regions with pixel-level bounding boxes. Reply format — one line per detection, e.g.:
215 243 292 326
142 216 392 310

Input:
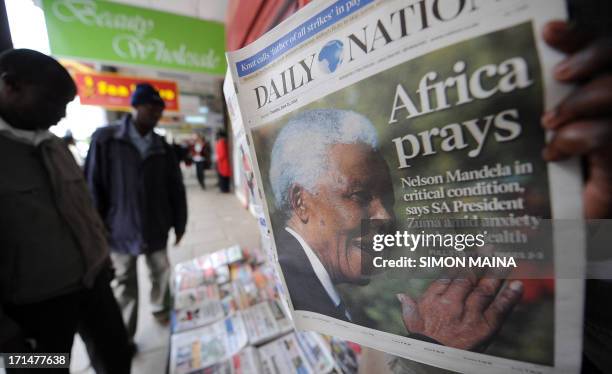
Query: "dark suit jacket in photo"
275 228 351 322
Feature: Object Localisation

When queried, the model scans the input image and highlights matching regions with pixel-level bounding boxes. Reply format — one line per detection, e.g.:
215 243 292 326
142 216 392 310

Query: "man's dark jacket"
275 228 351 322
0 132 110 349
84 116 187 255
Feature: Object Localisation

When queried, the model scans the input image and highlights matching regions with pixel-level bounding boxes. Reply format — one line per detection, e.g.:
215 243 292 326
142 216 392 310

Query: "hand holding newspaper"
225 1 586 373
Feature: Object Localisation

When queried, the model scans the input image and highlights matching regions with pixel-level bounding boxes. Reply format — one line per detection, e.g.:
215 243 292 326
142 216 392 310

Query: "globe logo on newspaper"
318 40 344 74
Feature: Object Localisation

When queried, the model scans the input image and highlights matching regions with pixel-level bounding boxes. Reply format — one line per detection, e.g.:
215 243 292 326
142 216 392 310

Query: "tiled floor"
70 169 260 374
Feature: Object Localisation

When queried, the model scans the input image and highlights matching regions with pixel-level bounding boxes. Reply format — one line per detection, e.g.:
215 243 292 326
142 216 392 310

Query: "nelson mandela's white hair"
269 109 378 211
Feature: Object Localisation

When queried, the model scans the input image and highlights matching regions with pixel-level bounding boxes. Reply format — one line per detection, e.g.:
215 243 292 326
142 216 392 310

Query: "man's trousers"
110 250 171 340
4 272 131 374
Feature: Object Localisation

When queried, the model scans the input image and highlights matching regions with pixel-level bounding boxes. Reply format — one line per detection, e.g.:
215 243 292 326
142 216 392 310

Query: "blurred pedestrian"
84 83 188 348
215 130 231 192
0 49 131 374
191 133 210 189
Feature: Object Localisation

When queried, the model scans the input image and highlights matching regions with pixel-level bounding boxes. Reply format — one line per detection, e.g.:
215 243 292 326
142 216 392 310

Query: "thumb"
397 293 420 329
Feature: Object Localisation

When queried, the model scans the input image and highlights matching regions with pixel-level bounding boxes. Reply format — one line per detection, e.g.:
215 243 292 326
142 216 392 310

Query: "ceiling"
110 0 229 23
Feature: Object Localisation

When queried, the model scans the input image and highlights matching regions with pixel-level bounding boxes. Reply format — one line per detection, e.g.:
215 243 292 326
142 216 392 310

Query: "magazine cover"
226 0 585 373
174 258 216 292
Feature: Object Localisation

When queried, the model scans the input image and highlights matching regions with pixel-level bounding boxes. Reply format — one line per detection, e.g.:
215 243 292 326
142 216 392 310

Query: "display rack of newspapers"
169 244 361 374
225 0 586 373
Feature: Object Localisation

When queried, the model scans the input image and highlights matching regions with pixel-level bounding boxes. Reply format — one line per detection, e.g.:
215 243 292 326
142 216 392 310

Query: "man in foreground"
85 83 187 345
270 109 523 350
0 49 130 373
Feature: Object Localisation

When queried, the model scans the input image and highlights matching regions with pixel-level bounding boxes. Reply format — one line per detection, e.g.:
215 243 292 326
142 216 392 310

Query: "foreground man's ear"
289 184 309 223
0 72 20 92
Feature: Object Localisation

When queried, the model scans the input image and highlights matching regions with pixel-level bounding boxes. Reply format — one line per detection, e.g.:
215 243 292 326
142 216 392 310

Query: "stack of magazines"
169 245 359 374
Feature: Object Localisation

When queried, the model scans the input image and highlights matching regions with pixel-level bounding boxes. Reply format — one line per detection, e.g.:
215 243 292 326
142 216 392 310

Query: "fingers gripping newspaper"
225 1 585 373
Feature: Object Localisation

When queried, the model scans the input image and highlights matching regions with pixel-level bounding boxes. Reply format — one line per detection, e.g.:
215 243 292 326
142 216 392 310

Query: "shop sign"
74 72 180 111
41 0 226 75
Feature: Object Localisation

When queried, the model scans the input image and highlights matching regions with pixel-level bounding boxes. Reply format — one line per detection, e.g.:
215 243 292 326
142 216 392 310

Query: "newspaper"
258 333 316 374
170 315 248 374
295 331 337 373
258 331 336 374
226 1 585 373
199 347 262 374
231 347 262 374
172 300 226 333
242 300 294 345
174 284 221 311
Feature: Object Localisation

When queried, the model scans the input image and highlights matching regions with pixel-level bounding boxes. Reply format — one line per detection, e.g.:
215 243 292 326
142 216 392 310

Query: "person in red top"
215 130 231 192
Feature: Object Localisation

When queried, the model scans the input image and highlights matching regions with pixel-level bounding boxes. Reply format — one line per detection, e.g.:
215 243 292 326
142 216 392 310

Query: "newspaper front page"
226 1 585 373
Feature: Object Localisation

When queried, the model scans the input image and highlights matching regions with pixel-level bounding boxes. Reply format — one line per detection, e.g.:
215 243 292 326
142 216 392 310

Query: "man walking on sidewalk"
85 83 188 347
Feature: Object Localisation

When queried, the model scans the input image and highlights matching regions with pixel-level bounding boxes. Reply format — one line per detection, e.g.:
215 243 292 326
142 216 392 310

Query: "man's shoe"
128 341 138 358
153 310 170 325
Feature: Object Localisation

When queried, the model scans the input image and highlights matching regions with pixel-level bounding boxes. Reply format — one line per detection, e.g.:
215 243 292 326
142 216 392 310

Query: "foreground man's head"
0 49 76 130
270 109 395 284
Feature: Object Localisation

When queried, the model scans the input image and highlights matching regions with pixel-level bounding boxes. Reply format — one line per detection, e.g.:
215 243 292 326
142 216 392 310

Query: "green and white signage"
41 0 226 75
